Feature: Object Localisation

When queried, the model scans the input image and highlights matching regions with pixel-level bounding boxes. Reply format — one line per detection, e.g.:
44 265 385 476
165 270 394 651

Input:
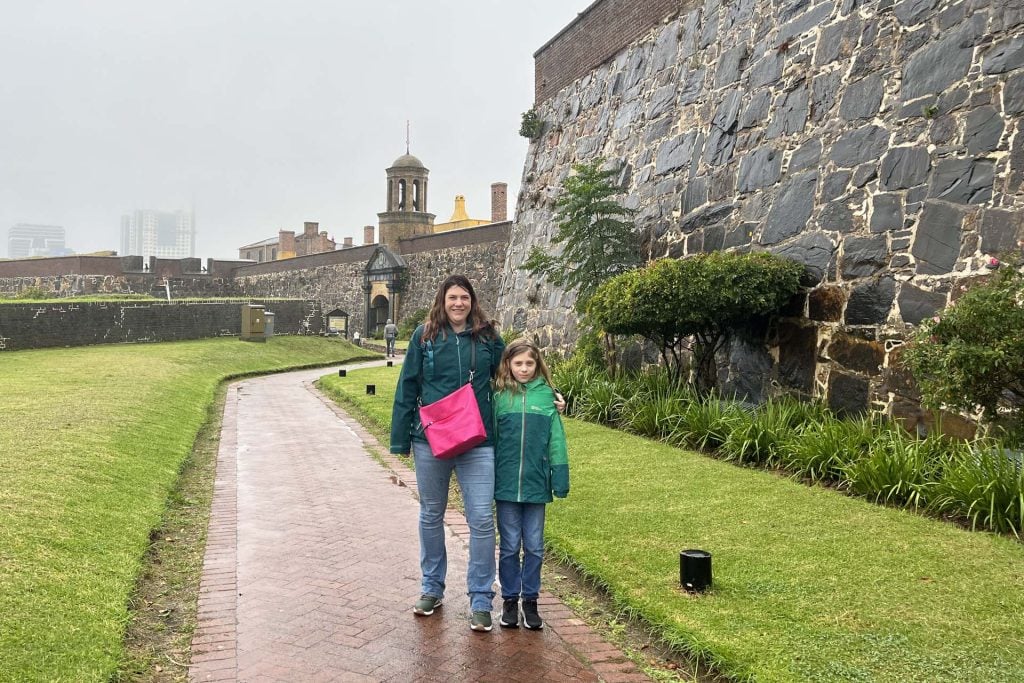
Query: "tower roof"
390 153 425 169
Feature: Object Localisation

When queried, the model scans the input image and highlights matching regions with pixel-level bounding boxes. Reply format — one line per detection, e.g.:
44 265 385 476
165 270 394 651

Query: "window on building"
398 179 406 211
413 180 420 211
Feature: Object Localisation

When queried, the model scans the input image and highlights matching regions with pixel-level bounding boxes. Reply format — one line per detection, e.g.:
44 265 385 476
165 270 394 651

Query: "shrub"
841 430 954 509
931 443 1024 536
519 108 544 140
720 397 820 466
662 393 746 451
903 265 1024 443
397 307 428 339
575 377 628 425
13 286 49 300
781 416 876 483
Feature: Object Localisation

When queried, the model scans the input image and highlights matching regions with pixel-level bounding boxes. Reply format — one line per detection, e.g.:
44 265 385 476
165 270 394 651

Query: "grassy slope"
322 366 1024 683
0 337 373 681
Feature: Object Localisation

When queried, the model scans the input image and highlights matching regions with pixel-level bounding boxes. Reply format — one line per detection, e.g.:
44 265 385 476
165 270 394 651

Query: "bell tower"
377 152 435 249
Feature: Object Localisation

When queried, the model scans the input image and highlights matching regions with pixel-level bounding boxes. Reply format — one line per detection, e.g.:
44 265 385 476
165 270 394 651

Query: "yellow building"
432 195 492 233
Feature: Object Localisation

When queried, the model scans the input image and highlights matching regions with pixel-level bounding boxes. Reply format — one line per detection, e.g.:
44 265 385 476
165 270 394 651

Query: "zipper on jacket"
455 333 463 383
517 391 526 502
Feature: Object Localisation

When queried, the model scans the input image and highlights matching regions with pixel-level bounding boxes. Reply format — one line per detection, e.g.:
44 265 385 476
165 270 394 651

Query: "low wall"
0 299 322 351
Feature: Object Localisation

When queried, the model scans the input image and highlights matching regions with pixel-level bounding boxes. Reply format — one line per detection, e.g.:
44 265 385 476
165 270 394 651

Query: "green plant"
587 252 803 390
922 104 939 119
931 442 1024 536
720 397 818 466
780 415 876 483
521 159 639 312
575 377 628 425
12 286 48 300
519 108 544 140
397 307 428 339
903 265 1024 443
662 393 745 451
841 430 954 509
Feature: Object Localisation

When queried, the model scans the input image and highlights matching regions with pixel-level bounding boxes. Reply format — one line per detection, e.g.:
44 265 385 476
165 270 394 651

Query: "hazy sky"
0 1 587 259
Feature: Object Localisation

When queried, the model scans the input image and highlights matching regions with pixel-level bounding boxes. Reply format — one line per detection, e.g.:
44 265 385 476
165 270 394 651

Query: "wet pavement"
188 361 649 682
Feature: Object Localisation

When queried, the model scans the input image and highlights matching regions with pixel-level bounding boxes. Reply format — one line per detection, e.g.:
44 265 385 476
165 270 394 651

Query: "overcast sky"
0 1 587 259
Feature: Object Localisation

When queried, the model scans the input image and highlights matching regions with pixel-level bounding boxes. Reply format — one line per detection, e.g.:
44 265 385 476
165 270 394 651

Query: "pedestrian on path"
390 274 505 632
384 318 398 357
492 339 569 631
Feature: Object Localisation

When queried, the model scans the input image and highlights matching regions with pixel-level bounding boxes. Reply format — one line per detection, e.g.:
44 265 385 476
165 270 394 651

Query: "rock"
840 74 884 120
880 147 930 190
901 21 975 100
766 84 810 138
828 371 870 417
750 52 783 88
829 125 890 167
739 90 772 129
656 132 700 175
828 332 884 375
1004 72 1024 116
760 172 819 244
870 193 904 232
715 45 747 88
737 145 783 192
822 171 852 201
811 70 843 123
982 35 1024 74
842 234 889 278
771 230 836 284
897 284 947 324
928 157 995 204
819 201 857 233
912 201 965 274
809 286 845 322
845 276 896 324
647 85 678 121
894 0 940 26
680 202 736 233
964 105 1004 154
980 208 1024 256
777 321 818 393
790 139 823 173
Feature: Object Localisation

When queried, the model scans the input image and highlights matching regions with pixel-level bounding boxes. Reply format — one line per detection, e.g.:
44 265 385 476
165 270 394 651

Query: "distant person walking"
390 275 505 632
492 339 569 631
384 318 398 357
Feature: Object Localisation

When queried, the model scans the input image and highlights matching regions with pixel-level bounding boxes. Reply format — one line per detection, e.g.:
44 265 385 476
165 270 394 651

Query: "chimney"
304 221 318 236
364 225 375 245
491 182 508 223
343 236 353 248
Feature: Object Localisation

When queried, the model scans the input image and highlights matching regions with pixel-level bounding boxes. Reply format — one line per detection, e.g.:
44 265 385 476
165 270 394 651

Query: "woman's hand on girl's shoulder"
553 391 566 415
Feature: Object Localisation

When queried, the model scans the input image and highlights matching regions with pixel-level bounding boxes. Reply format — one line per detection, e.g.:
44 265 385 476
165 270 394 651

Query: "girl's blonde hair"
495 339 553 393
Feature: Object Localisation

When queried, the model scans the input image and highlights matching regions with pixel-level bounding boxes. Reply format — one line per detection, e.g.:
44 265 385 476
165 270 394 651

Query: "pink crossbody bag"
418 339 486 459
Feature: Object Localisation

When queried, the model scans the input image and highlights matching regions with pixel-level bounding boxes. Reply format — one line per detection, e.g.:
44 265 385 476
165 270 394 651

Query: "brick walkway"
188 361 649 682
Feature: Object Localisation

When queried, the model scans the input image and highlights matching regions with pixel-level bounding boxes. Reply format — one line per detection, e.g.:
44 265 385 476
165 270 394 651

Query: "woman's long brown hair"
422 274 498 342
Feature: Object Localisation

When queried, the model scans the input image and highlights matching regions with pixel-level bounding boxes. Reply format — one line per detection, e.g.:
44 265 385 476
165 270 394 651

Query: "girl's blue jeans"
496 500 546 600
412 441 496 612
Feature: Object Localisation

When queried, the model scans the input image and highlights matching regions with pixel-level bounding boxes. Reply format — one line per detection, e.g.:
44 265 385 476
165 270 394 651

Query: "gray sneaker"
413 595 442 616
469 611 492 632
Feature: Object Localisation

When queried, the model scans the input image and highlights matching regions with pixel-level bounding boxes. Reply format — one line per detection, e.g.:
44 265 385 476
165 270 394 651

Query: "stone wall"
498 0 1024 421
0 299 321 352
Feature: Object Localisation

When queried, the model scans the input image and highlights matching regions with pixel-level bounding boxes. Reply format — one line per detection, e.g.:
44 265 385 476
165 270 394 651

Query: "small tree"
521 160 639 311
519 109 544 140
903 265 1024 442
587 252 804 392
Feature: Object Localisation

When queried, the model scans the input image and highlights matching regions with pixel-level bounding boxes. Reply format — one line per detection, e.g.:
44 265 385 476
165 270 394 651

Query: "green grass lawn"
321 366 1024 683
0 337 375 681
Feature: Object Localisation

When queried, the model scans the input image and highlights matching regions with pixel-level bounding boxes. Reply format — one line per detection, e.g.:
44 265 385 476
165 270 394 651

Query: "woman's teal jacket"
493 377 569 503
390 323 504 454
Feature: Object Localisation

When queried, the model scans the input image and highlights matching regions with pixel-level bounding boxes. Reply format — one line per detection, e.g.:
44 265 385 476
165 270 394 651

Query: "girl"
492 339 569 630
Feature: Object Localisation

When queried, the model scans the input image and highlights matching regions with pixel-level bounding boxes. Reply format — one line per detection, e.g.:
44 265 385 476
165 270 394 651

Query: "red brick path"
189 362 648 682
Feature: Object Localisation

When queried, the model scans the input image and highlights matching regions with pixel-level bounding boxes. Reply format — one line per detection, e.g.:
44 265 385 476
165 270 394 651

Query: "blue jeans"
412 441 496 612
496 501 546 600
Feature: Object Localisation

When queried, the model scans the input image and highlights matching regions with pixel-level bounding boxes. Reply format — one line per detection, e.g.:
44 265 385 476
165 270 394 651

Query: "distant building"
238 221 338 262
120 210 195 260
7 223 68 258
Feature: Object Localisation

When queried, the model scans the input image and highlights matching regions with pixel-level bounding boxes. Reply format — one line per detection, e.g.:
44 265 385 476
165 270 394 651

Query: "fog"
0 1 586 258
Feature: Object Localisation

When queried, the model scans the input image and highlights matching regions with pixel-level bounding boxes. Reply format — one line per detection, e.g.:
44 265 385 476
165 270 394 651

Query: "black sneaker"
500 598 519 628
522 599 543 630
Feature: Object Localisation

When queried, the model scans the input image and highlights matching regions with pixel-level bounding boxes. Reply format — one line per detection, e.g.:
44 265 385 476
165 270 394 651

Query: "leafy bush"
662 393 746 451
575 377 627 425
903 265 1024 442
519 108 544 140
397 307 428 339
12 286 49 300
587 252 803 391
842 431 954 509
931 443 1024 536
721 397 824 466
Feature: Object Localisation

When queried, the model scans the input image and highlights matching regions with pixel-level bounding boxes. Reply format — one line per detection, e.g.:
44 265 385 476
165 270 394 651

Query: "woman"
390 274 505 632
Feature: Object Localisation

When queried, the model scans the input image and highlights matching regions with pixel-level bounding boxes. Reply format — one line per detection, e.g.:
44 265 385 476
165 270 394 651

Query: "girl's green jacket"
493 377 569 503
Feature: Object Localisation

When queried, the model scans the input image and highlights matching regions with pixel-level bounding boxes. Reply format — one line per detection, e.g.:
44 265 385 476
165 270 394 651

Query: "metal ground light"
680 549 712 593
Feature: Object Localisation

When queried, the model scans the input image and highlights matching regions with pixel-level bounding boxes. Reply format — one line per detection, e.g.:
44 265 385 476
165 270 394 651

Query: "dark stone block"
880 147 930 189
811 70 843 123
724 222 756 249
771 231 836 285
982 35 1024 74
778 2 835 44
702 224 726 253
761 172 819 244
891 254 912 267
928 157 994 204
680 202 737 234
929 114 959 145
790 139 822 173
913 201 965 274
819 201 857 233
750 52 783 88
646 88 678 125
898 284 947 324
883 346 920 401
715 45 747 88
828 333 884 375
766 85 810 138
681 176 709 215
980 208 1024 256
737 145 783 192
1005 72 1024 116
680 68 707 105
846 276 896 324
830 125 889 167
815 17 861 66
901 21 974 100
828 371 869 417
656 132 700 175
842 234 889 278
964 106 1004 154
840 74 885 120
777 321 818 393
870 193 904 232
822 171 852 201
723 337 773 404
894 0 940 26
652 21 680 72
852 163 878 188
809 286 845 322
739 90 772 129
